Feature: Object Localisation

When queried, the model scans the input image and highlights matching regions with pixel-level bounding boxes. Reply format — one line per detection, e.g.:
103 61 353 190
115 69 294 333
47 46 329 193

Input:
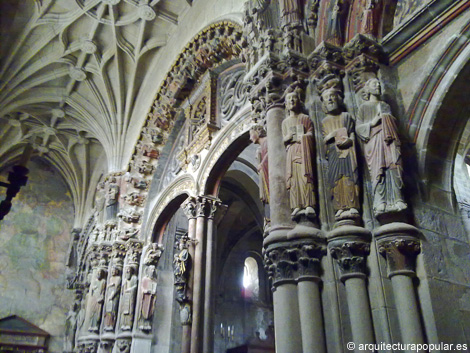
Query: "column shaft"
344 277 375 352
266 106 291 228
273 283 303 353
297 280 325 353
391 275 425 352
202 217 215 352
182 217 196 353
190 215 206 353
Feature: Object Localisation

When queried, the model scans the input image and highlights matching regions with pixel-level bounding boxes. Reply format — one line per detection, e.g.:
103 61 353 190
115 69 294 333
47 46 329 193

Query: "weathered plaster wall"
0 158 74 352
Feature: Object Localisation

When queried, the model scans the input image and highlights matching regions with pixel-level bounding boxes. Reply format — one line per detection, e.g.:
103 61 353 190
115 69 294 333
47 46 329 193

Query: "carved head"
364 78 381 98
125 266 135 279
249 125 266 144
321 87 343 113
147 265 156 277
285 91 301 112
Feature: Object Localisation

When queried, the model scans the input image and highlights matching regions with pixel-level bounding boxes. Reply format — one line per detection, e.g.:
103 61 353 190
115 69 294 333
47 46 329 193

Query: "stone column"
265 243 303 353
265 102 293 243
295 240 326 353
375 223 424 353
190 196 212 353
181 198 197 353
203 199 225 353
328 226 374 352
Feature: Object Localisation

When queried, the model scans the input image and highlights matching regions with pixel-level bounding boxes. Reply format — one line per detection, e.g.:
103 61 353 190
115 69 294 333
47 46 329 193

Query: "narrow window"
243 257 259 299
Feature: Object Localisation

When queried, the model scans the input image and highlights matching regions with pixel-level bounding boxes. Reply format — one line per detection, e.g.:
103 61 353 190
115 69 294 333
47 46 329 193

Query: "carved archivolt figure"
282 89 316 219
103 264 122 331
280 0 304 27
250 125 269 204
139 265 158 331
120 266 138 330
356 78 407 215
106 177 120 220
320 85 360 221
87 268 106 332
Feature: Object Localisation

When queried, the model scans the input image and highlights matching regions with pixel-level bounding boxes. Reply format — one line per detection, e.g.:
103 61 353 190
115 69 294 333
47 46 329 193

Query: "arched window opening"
243 256 259 300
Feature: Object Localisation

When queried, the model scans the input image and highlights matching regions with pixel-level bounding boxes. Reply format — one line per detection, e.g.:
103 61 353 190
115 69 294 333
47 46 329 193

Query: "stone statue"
282 89 316 219
105 177 119 220
280 0 304 27
75 297 85 344
139 265 158 331
94 182 105 225
356 78 407 215
361 0 376 37
249 125 269 204
120 265 138 330
103 264 122 331
64 302 78 352
173 235 192 325
87 268 106 332
326 0 345 46
320 85 360 222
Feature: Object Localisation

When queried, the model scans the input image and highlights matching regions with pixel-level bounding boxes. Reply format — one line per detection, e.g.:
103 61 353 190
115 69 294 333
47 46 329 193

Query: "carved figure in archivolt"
120 265 138 330
103 262 122 331
94 182 106 224
106 177 120 220
321 84 360 222
356 78 407 215
86 268 106 332
280 0 304 27
250 125 269 204
282 88 316 219
326 0 346 46
139 265 158 331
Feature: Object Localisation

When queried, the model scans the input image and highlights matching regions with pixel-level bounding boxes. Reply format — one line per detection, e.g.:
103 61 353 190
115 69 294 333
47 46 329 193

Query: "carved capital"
143 243 164 267
77 342 98 353
374 223 421 277
115 339 131 353
378 237 421 277
264 240 325 288
345 54 379 92
181 197 197 219
343 34 385 63
328 227 371 281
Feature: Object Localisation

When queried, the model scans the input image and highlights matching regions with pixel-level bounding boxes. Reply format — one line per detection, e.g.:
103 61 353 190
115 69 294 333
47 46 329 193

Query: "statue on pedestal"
105 177 119 220
249 125 269 204
120 265 138 330
320 83 360 223
282 88 316 219
87 268 106 332
356 78 407 215
139 265 158 331
103 262 122 331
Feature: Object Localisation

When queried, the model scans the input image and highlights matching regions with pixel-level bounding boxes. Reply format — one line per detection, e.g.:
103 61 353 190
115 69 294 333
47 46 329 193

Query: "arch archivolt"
408 20 470 180
144 174 196 241
197 103 254 195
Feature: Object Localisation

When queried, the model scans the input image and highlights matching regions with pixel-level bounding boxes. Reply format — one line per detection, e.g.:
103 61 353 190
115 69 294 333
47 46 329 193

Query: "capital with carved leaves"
375 223 421 278
328 226 372 282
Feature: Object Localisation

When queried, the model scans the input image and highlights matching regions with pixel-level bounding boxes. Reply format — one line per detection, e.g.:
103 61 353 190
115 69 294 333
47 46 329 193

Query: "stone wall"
0 158 74 352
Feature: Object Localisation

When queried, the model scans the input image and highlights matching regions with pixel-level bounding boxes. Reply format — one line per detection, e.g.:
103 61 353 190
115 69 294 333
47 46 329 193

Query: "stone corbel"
181 196 197 219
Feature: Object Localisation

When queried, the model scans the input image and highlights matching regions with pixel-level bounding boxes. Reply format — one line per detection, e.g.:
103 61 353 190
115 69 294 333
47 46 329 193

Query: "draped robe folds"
141 276 157 320
257 139 269 204
104 275 121 329
322 113 360 211
282 114 316 210
356 100 404 210
88 277 106 331
120 275 138 329
280 0 304 27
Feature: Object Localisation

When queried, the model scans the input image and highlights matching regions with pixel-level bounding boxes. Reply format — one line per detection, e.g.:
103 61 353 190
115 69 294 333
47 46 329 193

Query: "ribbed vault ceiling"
0 0 191 224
